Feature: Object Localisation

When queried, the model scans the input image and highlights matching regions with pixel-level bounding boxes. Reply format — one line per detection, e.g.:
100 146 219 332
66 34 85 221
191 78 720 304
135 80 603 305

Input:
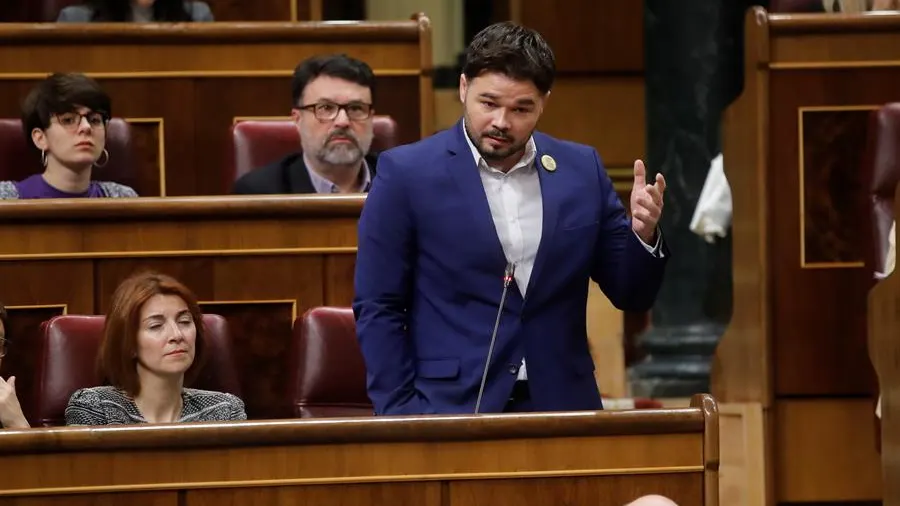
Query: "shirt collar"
303 155 372 194
461 121 537 173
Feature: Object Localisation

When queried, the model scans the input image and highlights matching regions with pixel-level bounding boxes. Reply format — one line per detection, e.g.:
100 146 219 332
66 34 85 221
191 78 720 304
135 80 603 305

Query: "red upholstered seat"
226 116 398 186
289 307 373 418
859 102 900 455
32 314 241 427
862 103 900 276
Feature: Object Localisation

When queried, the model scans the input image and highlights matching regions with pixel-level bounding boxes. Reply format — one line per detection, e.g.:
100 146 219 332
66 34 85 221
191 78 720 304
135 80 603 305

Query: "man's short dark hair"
462 22 555 95
291 54 376 107
20 72 111 141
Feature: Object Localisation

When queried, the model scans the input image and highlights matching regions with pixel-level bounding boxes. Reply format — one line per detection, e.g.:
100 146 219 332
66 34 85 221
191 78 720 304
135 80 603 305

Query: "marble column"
629 0 766 397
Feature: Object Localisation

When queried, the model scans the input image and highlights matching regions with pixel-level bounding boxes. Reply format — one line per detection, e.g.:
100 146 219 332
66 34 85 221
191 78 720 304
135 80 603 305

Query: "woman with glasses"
0 303 29 429
65 271 246 426
0 73 138 200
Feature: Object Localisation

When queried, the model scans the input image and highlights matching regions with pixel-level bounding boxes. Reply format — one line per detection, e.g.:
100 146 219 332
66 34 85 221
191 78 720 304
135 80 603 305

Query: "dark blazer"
231 152 378 195
353 121 669 415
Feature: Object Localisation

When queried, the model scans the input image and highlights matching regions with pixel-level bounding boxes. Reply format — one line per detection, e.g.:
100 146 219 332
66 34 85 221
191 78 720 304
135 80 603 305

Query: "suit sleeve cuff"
634 228 665 258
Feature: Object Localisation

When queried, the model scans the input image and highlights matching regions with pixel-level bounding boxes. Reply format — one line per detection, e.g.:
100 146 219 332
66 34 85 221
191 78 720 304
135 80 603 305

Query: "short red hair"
99 271 206 396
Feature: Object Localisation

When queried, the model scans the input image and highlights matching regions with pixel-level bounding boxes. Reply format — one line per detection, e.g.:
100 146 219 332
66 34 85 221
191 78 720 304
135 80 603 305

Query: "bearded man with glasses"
232 54 378 195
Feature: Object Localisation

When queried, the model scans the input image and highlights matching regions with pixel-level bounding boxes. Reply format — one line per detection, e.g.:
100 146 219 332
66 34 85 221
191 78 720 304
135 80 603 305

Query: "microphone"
474 262 516 414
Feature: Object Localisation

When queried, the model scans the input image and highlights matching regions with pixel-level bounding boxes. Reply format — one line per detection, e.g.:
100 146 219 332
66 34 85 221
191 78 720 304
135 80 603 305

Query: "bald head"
625 495 679 506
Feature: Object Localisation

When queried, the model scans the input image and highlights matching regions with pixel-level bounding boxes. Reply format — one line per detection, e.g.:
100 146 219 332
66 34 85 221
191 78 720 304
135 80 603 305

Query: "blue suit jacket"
353 122 668 415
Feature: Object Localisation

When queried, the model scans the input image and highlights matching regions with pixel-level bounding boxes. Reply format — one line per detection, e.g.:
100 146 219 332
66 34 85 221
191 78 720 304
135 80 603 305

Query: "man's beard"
317 129 366 166
463 116 528 163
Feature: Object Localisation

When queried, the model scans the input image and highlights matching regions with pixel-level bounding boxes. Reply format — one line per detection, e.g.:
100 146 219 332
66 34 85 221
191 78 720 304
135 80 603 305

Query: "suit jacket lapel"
288 154 316 193
445 122 508 268
525 140 563 299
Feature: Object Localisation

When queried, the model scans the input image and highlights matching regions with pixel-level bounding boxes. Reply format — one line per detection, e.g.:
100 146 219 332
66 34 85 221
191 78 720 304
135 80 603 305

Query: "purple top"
14 174 106 199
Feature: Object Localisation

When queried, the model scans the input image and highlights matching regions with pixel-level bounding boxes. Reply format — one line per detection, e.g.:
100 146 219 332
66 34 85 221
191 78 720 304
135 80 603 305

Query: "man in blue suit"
353 21 668 415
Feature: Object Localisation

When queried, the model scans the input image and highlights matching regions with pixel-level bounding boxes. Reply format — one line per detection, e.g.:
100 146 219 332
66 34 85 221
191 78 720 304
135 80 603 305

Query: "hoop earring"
95 149 110 168
40 150 48 167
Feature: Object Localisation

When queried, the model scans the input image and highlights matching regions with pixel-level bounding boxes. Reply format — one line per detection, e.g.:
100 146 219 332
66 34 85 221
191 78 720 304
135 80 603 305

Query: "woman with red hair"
65 271 245 425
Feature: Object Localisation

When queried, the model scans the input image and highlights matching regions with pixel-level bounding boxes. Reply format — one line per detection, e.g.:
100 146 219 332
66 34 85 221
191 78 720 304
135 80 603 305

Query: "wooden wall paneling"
0 493 177 506
449 474 701 506
0 261 93 425
295 0 311 21
124 119 164 198
323 254 357 307
536 77 645 170
775 399 882 502
188 482 441 506
517 0 644 73
767 69 900 397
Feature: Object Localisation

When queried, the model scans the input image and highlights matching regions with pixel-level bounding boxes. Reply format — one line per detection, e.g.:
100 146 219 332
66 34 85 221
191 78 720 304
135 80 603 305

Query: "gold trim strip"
606 168 634 178
797 106 878 268
797 105 882 112
233 116 291 124
5 304 68 314
0 247 358 261
0 466 704 497
290 0 298 22
801 261 865 269
0 70 420 80
771 60 900 70
199 299 299 323
123 117 166 197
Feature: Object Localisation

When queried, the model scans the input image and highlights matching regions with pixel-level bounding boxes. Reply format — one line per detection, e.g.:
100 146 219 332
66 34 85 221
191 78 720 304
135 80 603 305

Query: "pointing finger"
633 159 646 187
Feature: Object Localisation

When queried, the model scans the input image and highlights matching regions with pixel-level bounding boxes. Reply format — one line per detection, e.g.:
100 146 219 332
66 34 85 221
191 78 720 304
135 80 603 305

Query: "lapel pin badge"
541 154 557 172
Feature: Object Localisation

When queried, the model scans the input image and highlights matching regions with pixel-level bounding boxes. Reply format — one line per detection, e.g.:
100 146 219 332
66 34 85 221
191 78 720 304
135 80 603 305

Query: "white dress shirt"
462 125 661 381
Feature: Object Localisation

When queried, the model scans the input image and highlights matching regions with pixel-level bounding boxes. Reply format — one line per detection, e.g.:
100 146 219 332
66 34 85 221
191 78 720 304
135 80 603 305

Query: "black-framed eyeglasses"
0 338 9 359
296 101 373 122
53 111 108 131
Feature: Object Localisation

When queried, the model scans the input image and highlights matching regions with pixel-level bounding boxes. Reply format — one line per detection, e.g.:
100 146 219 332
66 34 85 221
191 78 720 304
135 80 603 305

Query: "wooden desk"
0 196 363 421
0 394 719 506
868 185 900 506
717 7 893 504
0 19 433 196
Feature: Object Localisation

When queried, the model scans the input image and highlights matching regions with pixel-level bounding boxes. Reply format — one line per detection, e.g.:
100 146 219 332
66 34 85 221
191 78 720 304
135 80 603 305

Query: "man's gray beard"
319 144 363 166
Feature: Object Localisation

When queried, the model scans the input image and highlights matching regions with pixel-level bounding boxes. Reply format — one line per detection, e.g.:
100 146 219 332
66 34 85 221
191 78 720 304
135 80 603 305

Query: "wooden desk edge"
0 405 715 455
0 194 367 220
